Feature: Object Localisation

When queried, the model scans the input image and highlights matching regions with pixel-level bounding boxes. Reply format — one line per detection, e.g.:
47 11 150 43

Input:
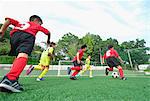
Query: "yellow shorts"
39 56 50 66
85 65 91 70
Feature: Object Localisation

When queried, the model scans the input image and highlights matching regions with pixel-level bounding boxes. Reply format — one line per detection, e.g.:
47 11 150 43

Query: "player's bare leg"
89 67 93 78
37 66 49 81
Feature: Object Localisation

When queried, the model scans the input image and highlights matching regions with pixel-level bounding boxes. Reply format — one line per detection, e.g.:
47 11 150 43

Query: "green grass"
0 76 150 101
0 69 146 77
0 68 149 101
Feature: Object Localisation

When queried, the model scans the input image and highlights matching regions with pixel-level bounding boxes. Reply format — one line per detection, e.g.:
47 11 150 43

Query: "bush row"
0 56 39 64
0 56 144 70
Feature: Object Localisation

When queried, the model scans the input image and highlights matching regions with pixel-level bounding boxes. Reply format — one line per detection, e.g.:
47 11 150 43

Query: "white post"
57 60 61 76
127 50 133 69
99 48 103 65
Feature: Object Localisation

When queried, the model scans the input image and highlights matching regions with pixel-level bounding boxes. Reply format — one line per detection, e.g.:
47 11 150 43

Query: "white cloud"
0 0 149 47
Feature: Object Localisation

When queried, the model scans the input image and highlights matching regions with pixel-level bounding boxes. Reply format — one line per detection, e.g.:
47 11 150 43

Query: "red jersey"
72 49 84 62
6 17 49 37
103 48 119 59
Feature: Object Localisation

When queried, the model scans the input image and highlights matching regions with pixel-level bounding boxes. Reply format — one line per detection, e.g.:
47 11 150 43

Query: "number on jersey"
14 22 30 30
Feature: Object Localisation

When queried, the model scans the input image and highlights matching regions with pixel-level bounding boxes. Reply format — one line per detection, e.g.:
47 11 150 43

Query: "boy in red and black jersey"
102 45 126 80
0 15 51 92
67 44 87 80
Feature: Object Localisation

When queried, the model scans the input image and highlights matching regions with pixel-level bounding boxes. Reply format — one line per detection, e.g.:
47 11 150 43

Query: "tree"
81 33 103 62
1 23 149 66
55 32 79 61
121 39 149 65
0 24 12 55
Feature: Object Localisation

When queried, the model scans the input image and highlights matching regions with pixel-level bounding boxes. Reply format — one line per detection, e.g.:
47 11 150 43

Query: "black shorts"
106 57 121 68
72 60 82 67
9 31 35 56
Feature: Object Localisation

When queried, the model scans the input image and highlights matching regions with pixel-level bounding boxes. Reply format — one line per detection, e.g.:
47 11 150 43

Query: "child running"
0 15 51 92
102 45 126 80
67 44 87 80
80 55 93 78
26 42 56 81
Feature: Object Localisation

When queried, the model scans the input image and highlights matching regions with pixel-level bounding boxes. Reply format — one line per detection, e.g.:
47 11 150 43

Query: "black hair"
50 42 56 47
29 15 43 24
108 45 113 49
81 44 87 49
88 54 91 56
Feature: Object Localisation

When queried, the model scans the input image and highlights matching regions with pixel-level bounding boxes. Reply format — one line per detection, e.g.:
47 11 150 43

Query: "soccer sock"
34 65 43 70
71 66 81 71
38 68 49 78
81 68 86 74
6 57 28 80
72 70 79 76
118 68 124 78
108 68 113 71
90 70 92 77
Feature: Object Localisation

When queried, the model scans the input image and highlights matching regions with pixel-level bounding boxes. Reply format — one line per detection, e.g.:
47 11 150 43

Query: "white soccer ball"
112 72 119 78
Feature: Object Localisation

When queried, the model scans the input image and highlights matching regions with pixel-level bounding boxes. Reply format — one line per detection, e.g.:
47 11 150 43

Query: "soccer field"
0 70 149 101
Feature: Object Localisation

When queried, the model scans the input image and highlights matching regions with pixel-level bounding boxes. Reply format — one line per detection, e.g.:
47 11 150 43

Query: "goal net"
57 60 73 76
56 60 107 77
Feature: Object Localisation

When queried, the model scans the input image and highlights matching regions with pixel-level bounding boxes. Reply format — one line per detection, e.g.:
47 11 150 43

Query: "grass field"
0 69 150 101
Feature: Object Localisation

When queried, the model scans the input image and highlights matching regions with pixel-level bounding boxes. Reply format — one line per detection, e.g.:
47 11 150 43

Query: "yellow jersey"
41 47 54 58
85 58 90 66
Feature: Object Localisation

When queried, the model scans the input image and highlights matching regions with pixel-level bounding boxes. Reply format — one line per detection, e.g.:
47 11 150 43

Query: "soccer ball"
112 72 119 78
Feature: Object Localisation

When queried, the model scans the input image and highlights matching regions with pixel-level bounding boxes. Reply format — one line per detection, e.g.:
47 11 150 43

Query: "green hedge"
28 57 39 65
0 56 39 64
0 56 59 65
0 56 15 64
0 56 149 70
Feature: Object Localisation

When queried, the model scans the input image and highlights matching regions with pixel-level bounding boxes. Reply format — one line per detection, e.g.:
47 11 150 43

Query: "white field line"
0 75 149 78
0 64 112 70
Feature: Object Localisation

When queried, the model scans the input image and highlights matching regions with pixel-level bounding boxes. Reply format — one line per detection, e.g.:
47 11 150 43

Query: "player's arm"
48 53 54 58
85 59 88 64
48 48 54 59
0 17 19 38
0 19 10 38
118 56 124 63
76 52 80 64
47 32 51 44
38 26 51 44
86 59 90 66
102 54 106 64
48 53 54 59
102 57 105 64
115 50 123 63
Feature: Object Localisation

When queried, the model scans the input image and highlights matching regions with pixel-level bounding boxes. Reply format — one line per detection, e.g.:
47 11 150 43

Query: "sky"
0 0 149 47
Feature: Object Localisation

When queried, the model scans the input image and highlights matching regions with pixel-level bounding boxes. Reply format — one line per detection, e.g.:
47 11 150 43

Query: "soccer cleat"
0 76 23 93
36 78 45 81
105 68 109 76
70 76 77 80
121 77 127 80
76 73 80 77
26 65 34 75
74 76 77 80
67 67 71 75
89 76 93 78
